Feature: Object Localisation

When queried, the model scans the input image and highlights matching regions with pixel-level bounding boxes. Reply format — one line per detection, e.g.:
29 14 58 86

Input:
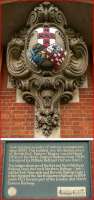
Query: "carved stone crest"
7 2 88 136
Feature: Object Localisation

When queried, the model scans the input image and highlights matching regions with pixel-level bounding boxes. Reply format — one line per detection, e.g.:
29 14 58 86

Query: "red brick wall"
0 0 93 5
0 61 93 138
0 1 94 200
0 0 93 138
60 63 94 138
0 63 35 138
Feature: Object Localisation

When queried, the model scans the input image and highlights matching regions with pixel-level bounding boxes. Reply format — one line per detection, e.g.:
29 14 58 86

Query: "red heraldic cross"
38 26 55 48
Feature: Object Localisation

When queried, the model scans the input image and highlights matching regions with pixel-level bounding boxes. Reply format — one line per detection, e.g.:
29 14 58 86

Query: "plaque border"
1 139 93 200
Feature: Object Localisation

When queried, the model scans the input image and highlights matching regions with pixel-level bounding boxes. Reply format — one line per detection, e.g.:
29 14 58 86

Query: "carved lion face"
41 89 54 108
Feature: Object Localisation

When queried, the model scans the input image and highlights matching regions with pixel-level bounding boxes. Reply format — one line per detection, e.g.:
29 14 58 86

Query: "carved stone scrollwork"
6 2 88 136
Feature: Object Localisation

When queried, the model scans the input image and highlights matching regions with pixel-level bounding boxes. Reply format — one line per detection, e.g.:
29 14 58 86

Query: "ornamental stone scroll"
6 2 88 136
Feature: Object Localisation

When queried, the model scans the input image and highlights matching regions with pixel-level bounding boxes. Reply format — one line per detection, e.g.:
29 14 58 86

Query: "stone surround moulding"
6 2 88 136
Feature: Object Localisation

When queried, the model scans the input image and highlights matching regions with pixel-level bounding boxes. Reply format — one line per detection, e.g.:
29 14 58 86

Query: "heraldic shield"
6 2 88 136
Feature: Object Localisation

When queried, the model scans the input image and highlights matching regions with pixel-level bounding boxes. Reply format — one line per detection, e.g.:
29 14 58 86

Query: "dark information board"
3 141 91 199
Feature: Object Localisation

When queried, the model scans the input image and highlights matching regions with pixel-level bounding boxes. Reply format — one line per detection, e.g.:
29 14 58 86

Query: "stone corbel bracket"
7 2 88 136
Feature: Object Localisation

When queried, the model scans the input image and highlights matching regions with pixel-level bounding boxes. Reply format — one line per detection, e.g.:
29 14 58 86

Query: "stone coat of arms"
7 2 88 136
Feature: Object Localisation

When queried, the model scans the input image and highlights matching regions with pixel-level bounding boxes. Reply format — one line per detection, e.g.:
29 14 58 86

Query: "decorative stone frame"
6 2 88 136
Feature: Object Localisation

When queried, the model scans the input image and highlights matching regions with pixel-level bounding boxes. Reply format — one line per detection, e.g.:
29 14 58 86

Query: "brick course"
0 62 93 138
0 64 34 138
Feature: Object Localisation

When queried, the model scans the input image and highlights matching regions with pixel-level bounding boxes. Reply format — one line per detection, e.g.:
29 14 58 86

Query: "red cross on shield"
37 26 56 48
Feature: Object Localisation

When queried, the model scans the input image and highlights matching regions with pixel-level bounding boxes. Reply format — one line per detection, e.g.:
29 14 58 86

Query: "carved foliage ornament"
7 2 88 136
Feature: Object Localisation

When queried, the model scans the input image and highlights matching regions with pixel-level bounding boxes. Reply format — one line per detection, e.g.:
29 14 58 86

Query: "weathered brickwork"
0 62 93 138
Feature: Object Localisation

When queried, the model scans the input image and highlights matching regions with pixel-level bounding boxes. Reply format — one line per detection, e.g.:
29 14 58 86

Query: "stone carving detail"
7 2 88 136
